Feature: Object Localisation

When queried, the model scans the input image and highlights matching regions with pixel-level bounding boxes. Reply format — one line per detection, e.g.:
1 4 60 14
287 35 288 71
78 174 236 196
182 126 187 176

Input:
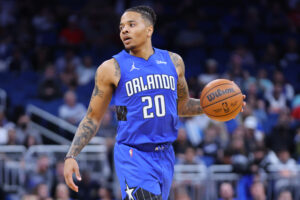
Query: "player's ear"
147 25 153 37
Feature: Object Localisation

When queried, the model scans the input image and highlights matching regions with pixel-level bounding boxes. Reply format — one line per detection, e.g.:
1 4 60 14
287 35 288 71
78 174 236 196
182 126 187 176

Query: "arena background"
0 0 300 199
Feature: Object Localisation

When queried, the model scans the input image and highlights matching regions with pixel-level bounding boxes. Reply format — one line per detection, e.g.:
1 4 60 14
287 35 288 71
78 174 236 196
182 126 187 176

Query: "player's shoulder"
96 58 120 85
167 51 184 72
167 51 183 63
97 58 119 73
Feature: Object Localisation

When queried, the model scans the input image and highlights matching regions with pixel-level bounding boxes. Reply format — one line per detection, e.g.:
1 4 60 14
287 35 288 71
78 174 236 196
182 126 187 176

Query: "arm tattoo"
169 51 203 117
168 51 184 72
113 59 121 78
92 70 104 98
180 99 203 116
177 74 189 101
67 117 98 157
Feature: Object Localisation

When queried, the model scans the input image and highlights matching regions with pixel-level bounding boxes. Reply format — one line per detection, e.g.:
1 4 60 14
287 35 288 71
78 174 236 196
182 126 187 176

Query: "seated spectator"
7 48 30 72
55 183 72 200
6 122 16 145
59 15 85 46
219 182 237 200
97 186 115 200
257 68 273 95
31 46 52 72
175 18 204 48
34 183 52 200
252 99 268 129
198 58 219 85
244 115 264 147
178 147 202 165
24 134 38 149
198 124 221 161
224 54 245 87
60 62 78 90
272 70 295 102
76 55 96 85
58 90 86 125
250 181 267 200
273 148 297 175
230 135 249 172
26 155 53 193
266 110 294 153
265 83 289 113
266 2 289 32
37 64 62 101
55 49 81 73
280 37 300 67
261 43 279 65
77 170 100 200
174 187 191 200
277 189 293 200
234 45 256 67
173 127 192 159
16 114 42 145
247 145 268 174
184 114 213 146
51 161 65 196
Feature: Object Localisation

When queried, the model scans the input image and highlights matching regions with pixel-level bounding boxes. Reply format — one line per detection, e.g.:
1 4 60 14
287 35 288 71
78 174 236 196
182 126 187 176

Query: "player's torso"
113 48 179 145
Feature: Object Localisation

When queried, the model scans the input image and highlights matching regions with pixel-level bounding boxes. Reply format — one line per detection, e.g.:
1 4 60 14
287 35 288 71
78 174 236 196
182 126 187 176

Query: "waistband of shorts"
124 142 172 152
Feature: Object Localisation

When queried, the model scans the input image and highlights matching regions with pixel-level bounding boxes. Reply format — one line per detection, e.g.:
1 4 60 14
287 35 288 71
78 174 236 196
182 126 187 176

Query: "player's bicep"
86 65 114 121
177 74 189 105
168 51 189 103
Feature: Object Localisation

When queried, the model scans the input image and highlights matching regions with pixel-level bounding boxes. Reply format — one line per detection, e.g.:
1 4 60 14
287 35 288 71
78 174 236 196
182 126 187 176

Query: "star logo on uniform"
130 62 140 72
125 180 136 200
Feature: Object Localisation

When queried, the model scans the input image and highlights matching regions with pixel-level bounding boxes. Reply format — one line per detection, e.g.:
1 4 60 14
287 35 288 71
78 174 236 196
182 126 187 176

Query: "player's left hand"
241 95 246 112
64 158 81 192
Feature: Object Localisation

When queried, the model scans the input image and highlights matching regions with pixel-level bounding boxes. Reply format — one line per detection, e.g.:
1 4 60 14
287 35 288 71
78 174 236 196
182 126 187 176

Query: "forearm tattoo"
169 51 203 116
66 117 97 157
180 99 203 116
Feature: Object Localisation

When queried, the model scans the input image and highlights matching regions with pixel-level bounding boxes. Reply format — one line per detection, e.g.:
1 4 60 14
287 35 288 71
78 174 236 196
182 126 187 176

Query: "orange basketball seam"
201 92 242 109
204 100 243 118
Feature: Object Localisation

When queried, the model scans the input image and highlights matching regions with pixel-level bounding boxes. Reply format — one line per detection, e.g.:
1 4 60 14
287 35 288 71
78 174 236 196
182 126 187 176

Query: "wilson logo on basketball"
206 88 235 102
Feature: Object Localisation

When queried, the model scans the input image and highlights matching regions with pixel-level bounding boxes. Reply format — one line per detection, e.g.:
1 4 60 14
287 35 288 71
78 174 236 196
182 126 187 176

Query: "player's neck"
129 42 154 60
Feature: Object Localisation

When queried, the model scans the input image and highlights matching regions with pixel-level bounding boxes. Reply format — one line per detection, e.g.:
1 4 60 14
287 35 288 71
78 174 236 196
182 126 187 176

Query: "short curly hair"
125 5 157 26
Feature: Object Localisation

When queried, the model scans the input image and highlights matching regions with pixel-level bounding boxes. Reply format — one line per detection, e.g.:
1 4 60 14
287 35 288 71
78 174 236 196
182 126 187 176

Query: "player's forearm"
66 116 99 157
178 98 204 117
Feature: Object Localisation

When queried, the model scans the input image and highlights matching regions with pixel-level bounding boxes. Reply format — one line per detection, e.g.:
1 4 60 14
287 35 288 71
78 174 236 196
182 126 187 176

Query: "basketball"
200 79 243 122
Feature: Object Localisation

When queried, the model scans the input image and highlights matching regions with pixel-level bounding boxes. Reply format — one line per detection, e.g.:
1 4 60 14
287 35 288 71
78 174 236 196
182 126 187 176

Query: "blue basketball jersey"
113 48 179 146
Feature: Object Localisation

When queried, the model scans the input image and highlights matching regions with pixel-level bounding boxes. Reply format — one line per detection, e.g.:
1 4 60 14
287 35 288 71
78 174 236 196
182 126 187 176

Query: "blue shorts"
114 142 175 200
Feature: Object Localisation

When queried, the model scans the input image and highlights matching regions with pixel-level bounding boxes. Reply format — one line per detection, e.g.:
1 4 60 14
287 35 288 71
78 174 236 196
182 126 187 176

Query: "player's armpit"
168 51 203 117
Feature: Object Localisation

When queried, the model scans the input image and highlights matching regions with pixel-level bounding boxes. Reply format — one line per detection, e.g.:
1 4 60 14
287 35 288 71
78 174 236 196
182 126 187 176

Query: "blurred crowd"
0 0 300 199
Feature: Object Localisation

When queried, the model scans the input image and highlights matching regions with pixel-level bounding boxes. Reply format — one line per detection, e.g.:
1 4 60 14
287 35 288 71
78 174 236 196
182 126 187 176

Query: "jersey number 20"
141 95 166 118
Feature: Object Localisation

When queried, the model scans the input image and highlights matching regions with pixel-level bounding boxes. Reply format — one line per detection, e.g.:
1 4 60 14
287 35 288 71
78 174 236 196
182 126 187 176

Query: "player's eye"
119 26 123 31
129 23 135 27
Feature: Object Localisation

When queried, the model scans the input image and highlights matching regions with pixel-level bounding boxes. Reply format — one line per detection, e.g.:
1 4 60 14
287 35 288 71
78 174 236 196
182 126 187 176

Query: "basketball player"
64 5 245 200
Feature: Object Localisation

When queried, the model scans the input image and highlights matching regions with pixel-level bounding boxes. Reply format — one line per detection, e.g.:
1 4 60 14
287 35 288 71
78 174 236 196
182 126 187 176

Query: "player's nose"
121 26 129 35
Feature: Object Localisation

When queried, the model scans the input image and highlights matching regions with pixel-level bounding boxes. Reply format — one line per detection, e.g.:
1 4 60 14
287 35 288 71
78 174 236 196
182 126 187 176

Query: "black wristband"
64 155 76 161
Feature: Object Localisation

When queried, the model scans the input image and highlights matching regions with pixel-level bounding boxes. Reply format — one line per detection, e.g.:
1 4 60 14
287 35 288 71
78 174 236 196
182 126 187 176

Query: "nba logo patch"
129 148 133 157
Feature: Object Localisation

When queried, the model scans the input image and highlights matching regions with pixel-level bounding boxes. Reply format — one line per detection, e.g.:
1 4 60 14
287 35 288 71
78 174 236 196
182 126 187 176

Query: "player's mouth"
123 36 132 44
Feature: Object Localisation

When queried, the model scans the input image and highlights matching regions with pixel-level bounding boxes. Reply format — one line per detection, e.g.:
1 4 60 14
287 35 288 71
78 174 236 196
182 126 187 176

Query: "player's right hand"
64 158 81 192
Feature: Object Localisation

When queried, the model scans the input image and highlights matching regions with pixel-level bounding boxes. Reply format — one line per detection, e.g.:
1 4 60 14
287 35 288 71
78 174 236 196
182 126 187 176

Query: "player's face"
119 11 152 50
